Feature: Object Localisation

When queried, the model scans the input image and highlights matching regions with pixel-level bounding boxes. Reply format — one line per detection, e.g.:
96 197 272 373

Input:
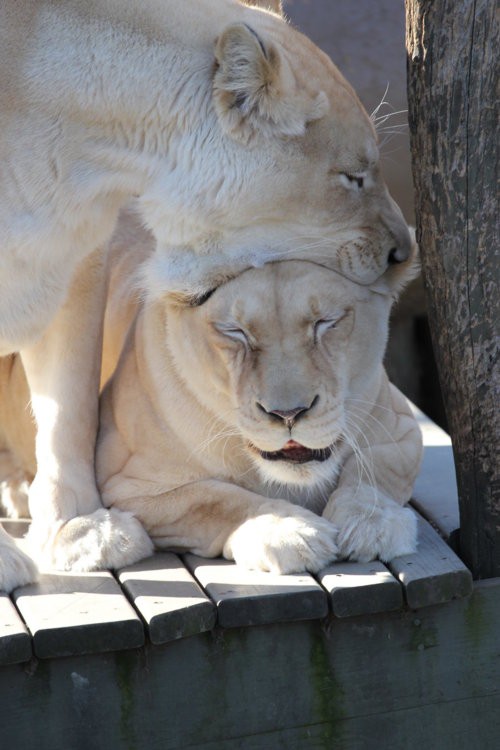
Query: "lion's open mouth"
256 440 332 464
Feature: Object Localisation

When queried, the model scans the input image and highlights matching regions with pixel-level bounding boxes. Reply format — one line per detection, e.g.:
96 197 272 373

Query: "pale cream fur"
0 213 422 576
0 0 412 589
97 215 422 573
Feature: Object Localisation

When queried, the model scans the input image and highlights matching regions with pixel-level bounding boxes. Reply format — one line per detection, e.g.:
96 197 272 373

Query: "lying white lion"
97 215 422 572
0 0 412 589
0 213 422 574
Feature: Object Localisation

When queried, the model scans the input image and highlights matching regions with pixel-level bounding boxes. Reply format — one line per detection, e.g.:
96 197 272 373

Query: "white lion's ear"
213 23 328 141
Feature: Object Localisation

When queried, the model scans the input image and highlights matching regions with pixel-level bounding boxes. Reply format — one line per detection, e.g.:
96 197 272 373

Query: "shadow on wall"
285 0 447 429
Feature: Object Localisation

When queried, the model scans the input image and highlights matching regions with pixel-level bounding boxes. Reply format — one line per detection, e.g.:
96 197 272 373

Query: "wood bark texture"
405 0 499 578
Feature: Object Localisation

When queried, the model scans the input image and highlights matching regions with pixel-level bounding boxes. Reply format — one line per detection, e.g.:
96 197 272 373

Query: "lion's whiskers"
195 427 241 456
342 417 379 517
370 85 408 151
252 229 371 262
187 407 240 460
370 84 407 127
346 399 407 463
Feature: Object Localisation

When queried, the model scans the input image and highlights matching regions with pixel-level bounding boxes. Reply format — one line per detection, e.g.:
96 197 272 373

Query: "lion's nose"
387 229 411 265
256 395 319 429
387 245 407 264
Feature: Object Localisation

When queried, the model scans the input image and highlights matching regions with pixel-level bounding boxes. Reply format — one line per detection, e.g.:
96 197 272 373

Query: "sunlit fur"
1 0 412 353
1 0 414 588
94 215 422 573
0 214 422 575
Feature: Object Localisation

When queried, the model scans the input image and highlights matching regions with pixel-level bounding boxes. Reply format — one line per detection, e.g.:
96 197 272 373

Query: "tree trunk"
405 0 499 578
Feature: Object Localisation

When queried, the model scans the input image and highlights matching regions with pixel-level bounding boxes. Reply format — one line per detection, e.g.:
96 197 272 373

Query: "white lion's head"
138 2 412 300
160 242 418 494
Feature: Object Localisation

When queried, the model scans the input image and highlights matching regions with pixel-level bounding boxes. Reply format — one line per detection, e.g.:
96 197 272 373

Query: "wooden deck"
1 408 499 749
0 510 473 664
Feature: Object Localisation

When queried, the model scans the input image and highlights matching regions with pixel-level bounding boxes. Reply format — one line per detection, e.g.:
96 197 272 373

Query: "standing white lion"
0 0 411 590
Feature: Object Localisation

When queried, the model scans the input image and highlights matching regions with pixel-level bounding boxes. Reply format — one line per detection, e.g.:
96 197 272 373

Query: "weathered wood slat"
317 560 403 618
0 593 32 665
184 554 328 628
13 571 144 658
409 404 460 540
387 515 473 608
118 553 216 645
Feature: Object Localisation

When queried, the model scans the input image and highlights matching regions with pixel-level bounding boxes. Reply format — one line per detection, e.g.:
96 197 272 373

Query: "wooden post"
405 0 499 578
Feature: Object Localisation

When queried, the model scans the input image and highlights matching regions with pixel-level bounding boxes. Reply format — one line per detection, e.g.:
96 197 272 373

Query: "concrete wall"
2 581 499 749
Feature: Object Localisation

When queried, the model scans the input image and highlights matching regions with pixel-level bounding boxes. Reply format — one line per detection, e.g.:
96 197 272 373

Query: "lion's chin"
254 453 340 491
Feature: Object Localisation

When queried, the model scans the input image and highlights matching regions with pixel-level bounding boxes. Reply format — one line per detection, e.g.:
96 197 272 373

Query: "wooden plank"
318 560 403 618
184 554 328 628
13 570 144 658
118 553 216 645
409 404 460 539
0 593 32 665
387 515 473 609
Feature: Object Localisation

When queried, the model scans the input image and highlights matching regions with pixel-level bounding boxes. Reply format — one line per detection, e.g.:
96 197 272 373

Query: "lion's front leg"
20 248 151 572
108 479 339 575
323 378 423 562
223 503 339 575
323 482 418 563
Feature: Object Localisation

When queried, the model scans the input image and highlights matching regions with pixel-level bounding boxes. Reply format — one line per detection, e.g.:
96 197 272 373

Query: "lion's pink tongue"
257 440 332 464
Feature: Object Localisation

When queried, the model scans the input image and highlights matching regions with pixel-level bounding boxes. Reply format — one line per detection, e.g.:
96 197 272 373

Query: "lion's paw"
26 508 154 572
332 503 417 563
0 527 38 592
224 507 338 574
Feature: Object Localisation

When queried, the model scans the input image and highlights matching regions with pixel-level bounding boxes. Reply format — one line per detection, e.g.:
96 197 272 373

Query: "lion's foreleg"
17 247 147 571
107 478 338 575
21 248 106 520
323 378 423 562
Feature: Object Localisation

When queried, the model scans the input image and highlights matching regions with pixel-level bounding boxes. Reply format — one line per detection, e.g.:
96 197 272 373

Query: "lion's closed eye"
213 322 251 347
313 318 338 341
313 310 350 342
